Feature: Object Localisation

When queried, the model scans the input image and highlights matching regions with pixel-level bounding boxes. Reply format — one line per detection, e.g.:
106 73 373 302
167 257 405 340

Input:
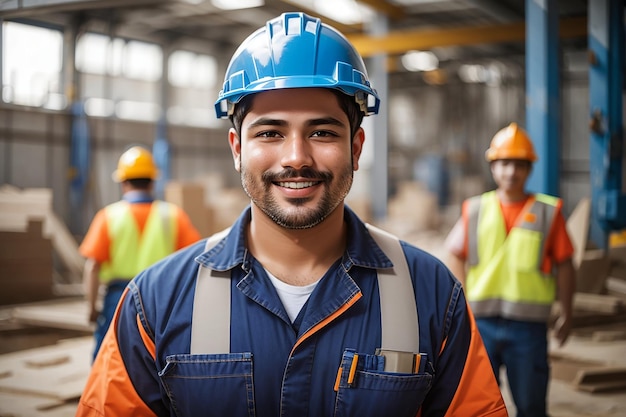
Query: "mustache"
262 167 333 182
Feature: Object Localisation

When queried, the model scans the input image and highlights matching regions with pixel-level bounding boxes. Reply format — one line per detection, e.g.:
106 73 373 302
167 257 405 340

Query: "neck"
246 204 347 286
496 188 528 203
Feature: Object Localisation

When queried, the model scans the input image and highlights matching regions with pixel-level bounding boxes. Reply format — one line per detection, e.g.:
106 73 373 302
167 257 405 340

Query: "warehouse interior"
1 0 626 415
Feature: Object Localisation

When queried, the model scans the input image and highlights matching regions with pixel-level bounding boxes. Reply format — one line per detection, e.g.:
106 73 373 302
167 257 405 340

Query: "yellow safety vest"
466 191 558 321
99 200 177 283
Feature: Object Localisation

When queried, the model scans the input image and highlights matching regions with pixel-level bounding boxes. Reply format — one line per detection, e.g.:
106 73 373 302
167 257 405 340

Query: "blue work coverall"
76 207 506 417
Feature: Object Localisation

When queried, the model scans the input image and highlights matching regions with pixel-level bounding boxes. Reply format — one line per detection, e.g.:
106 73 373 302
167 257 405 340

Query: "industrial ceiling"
2 0 589 75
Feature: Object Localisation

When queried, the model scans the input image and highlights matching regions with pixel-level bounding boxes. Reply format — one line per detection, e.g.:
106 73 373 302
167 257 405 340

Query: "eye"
255 130 282 139
311 130 339 138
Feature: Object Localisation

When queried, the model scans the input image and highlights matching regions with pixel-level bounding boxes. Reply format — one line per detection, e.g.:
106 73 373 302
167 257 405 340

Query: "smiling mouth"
276 181 319 189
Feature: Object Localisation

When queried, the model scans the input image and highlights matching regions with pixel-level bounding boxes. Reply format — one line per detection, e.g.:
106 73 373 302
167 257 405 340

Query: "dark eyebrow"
247 118 288 129
306 117 346 128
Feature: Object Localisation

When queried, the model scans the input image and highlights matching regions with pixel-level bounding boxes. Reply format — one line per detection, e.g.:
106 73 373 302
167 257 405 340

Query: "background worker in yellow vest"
445 123 576 417
79 146 201 361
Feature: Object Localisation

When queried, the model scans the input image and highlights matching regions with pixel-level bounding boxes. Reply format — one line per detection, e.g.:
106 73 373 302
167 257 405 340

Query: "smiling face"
228 88 364 229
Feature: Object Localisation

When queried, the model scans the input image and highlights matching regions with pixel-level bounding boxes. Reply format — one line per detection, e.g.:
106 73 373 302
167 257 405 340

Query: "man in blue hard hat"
77 12 507 417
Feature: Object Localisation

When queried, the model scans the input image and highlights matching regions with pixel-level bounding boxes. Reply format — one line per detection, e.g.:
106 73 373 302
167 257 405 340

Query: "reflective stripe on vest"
190 224 419 354
100 200 176 283
466 191 559 321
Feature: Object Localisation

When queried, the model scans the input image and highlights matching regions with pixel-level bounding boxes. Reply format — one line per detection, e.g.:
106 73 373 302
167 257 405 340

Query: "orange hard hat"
485 123 538 162
112 146 158 182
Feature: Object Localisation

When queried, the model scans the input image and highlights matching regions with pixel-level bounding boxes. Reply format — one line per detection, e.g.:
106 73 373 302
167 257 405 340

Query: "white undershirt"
265 269 320 322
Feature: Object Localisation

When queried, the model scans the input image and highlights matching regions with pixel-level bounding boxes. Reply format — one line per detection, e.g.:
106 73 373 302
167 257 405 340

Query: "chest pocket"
333 349 433 417
159 352 255 417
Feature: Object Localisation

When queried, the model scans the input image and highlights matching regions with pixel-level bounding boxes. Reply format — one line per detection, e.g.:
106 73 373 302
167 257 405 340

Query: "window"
2 21 64 109
76 33 162 121
124 40 162 81
168 50 220 127
168 50 217 88
77 34 161 81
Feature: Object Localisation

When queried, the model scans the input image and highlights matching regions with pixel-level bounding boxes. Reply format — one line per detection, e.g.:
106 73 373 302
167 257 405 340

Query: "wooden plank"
0 337 92 401
606 277 626 295
575 249 611 294
550 352 604 383
0 391 79 417
566 197 591 269
0 188 84 281
45 211 84 278
574 292 624 314
592 330 626 342
571 311 626 328
574 367 626 392
0 223 54 305
576 379 626 393
10 299 93 332
550 352 626 393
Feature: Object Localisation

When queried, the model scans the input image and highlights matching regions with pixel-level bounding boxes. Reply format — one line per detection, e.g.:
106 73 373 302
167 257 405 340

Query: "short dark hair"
125 178 152 190
229 89 364 140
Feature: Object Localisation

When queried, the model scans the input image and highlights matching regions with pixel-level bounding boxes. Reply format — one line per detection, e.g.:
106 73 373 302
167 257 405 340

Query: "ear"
228 128 242 172
351 127 365 171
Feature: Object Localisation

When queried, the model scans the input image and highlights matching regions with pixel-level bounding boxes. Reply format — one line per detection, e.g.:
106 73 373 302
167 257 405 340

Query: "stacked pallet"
548 197 626 393
0 185 84 305
0 220 54 305
0 336 92 416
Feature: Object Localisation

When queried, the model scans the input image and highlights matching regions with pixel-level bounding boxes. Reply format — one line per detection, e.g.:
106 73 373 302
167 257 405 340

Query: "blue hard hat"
215 12 380 119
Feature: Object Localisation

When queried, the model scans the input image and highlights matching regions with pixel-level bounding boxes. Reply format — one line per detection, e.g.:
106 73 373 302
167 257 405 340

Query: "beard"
240 163 354 229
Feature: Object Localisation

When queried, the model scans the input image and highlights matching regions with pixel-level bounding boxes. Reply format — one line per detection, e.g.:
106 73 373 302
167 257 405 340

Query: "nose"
281 135 313 170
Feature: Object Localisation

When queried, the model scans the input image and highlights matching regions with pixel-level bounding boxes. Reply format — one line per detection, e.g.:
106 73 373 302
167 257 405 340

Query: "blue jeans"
93 281 129 362
475 317 549 417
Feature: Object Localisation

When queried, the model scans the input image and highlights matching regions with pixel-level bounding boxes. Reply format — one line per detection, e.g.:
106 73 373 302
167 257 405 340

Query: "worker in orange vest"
79 146 201 361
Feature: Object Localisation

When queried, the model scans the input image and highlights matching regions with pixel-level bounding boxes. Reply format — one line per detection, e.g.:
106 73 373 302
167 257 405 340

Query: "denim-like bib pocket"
333 350 433 417
159 352 255 417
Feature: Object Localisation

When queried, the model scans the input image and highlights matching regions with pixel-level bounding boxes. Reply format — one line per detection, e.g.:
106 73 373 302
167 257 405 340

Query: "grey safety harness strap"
190 224 419 354
190 228 231 354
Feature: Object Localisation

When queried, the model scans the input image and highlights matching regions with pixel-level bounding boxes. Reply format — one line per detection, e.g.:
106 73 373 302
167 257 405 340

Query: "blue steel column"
525 0 560 196
588 0 626 249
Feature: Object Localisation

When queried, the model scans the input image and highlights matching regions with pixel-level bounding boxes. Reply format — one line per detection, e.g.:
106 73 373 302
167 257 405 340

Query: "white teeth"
278 181 316 189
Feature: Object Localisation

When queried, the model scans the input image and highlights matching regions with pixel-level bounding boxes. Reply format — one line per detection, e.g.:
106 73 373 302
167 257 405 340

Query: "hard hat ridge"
215 12 380 118
485 122 538 162
112 146 159 182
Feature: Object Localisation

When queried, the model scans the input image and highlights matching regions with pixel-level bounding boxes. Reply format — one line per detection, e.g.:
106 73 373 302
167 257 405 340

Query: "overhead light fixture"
458 63 502 86
401 50 439 72
287 0 374 25
211 0 264 10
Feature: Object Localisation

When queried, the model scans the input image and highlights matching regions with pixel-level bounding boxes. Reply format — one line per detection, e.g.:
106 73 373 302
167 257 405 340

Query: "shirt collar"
195 205 393 272
122 190 154 204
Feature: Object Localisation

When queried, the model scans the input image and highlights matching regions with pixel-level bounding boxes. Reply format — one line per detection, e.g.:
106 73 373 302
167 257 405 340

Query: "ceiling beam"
346 16 587 57
358 0 404 20
0 0 161 18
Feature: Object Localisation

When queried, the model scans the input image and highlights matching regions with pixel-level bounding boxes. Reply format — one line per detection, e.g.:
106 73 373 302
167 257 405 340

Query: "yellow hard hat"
485 123 538 162
112 146 158 182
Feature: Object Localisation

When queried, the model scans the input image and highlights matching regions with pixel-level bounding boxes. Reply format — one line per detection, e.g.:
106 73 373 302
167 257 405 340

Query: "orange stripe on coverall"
444 306 508 416
292 291 362 354
75 288 157 417
137 313 156 360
